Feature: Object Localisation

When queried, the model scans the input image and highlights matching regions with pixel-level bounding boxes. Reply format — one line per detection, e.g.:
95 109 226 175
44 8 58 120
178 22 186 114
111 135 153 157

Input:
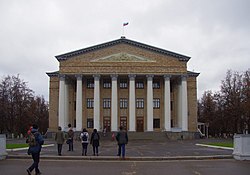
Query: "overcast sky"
0 0 249 101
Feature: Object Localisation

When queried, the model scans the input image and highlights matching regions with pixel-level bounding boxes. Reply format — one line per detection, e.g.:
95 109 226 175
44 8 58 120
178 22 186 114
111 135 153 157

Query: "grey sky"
0 0 249 101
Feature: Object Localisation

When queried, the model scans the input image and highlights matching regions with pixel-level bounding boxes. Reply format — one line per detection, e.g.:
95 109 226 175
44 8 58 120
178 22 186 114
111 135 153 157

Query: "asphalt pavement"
2 138 250 175
6 138 234 160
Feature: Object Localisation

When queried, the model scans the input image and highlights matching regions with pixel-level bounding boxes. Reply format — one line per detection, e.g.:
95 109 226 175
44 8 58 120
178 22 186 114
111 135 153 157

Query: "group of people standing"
55 124 128 158
25 124 128 175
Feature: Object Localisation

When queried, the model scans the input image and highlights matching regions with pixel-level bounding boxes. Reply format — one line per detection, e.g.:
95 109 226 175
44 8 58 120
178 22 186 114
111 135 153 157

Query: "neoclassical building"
47 37 199 134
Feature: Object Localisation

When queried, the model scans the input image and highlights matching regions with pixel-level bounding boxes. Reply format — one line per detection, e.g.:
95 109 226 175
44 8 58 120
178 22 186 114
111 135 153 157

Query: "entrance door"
120 117 127 131
136 117 144 132
103 117 111 132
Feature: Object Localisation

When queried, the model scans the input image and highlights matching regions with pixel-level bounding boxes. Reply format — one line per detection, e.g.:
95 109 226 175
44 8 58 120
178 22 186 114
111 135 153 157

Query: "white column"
129 74 136 131
164 75 171 131
177 80 182 128
146 75 154 131
111 75 118 131
75 75 83 131
58 74 65 130
93 75 100 131
181 75 188 131
64 83 69 129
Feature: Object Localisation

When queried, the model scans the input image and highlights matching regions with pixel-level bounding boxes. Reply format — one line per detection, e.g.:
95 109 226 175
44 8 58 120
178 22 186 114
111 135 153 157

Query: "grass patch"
6 143 29 149
206 142 233 148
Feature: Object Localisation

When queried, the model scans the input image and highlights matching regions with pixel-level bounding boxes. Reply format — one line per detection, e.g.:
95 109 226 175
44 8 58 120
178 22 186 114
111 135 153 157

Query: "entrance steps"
99 131 199 141
45 130 199 140
99 132 168 141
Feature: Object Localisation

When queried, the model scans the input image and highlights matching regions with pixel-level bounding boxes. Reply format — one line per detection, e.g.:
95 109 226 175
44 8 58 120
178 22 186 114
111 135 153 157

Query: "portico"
47 37 199 134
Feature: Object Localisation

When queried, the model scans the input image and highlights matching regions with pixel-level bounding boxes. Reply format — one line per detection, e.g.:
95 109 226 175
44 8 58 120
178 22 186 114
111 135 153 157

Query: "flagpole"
122 22 129 37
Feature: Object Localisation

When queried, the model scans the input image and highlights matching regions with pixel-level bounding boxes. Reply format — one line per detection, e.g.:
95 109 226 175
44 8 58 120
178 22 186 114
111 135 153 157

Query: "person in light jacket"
80 128 89 156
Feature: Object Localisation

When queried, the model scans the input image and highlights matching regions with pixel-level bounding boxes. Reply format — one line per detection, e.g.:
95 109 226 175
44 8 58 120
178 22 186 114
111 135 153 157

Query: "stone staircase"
46 130 199 141
99 132 168 141
99 131 199 141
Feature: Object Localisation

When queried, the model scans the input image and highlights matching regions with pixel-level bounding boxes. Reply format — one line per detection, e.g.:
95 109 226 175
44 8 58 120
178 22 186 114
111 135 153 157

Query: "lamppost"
205 123 209 138
245 116 249 134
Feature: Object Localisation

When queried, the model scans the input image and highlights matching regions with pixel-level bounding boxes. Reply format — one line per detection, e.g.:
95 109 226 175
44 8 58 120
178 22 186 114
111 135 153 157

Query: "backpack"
82 133 87 141
27 132 37 147
93 133 99 141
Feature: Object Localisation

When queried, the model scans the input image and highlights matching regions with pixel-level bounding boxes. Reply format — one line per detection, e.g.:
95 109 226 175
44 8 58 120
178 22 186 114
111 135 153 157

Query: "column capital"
128 74 136 79
110 74 118 81
146 74 154 80
93 74 101 80
164 75 172 81
75 74 83 80
59 74 66 80
181 74 188 81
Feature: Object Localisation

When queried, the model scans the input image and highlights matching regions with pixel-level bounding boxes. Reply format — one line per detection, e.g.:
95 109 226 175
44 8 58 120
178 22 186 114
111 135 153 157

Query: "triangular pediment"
91 52 155 62
55 37 190 62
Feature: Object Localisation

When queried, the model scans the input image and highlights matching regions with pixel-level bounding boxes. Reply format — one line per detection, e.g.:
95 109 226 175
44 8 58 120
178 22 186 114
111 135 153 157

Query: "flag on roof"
123 22 129 26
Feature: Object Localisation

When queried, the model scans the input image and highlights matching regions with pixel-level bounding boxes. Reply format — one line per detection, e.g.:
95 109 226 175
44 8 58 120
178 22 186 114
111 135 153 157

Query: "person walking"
80 128 89 156
26 124 44 175
67 124 74 151
116 126 128 159
55 126 65 156
90 129 100 156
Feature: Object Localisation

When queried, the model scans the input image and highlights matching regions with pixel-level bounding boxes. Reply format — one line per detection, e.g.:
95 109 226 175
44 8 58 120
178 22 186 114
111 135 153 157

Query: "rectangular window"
153 119 160 128
153 81 160 89
87 118 93 128
136 98 144 108
120 79 128 89
103 98 111 109
87 98 94 108
120 98 128 109
87 79 94 89
103 79 111 88
153 98 160 109
136 81 144 89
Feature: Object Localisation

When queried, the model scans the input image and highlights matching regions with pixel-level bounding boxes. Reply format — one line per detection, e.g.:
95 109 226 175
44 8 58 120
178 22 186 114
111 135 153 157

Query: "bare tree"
0 75 48 136
198 69 249 136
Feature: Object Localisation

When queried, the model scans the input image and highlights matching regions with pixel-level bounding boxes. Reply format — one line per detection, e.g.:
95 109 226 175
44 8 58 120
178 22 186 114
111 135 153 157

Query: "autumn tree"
0 75 48 136
198 69 250 136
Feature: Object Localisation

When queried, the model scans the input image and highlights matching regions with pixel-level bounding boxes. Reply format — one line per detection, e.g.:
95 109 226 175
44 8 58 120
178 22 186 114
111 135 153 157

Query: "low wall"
0 134 8 160
233 134 250 160
165 131 199 140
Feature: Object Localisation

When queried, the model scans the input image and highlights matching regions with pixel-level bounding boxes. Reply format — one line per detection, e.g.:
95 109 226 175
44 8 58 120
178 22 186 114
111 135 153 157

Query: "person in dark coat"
67 123 74 151
90 129 100 156
26 124 44 175
116 126 128 159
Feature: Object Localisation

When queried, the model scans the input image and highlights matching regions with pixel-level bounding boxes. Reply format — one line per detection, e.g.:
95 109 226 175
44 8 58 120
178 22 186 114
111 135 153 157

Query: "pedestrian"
67 123 74 151
116 126 128 159
26 124 44 175
27 126 32 136
103 127 106 137
90 129 100 156
80 128 89 156
55 126 65 156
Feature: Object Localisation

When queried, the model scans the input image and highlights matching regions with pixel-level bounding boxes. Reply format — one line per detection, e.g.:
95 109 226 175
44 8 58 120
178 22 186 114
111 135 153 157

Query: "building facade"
47 37 199 133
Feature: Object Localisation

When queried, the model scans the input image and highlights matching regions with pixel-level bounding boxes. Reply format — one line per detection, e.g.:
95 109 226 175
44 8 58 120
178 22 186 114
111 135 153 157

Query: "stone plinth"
233 134 250 160
0 134 8 160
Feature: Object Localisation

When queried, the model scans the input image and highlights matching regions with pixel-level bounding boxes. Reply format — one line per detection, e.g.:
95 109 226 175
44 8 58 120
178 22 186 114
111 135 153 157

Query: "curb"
195 144 234 150
6 144 55 152
7 154 233 161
